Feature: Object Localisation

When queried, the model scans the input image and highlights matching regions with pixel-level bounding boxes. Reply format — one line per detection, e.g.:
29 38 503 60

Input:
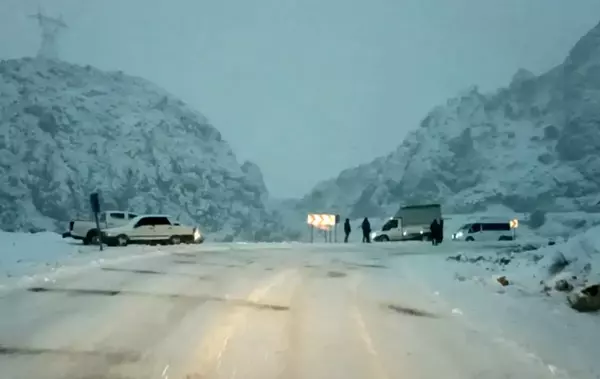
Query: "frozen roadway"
0 242 589 379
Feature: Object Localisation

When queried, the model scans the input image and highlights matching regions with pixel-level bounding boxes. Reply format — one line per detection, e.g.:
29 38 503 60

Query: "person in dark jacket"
361 217 371 243
439 218 444 244
430 219 440 246
344 218 351 243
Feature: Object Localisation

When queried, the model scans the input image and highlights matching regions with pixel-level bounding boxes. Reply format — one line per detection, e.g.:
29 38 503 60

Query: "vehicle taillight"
69 221 74 231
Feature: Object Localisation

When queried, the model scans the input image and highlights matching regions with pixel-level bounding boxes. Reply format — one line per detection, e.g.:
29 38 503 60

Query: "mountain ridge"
298 20 600 218
0 57 284 240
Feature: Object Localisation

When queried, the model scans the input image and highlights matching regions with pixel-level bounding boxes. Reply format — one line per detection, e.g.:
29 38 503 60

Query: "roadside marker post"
89 192 103 251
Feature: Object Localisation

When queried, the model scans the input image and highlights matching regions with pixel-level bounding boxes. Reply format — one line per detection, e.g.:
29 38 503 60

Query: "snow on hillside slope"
0 58 282 240
298 20 600 219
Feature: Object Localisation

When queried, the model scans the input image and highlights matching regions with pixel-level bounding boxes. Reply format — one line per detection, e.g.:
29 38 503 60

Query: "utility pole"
29 6 68 60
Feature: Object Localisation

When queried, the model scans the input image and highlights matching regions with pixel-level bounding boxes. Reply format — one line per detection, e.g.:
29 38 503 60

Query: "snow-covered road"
0 242 598 378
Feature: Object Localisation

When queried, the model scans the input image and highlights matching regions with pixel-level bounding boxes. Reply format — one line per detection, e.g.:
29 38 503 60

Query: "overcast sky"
1 0 600 197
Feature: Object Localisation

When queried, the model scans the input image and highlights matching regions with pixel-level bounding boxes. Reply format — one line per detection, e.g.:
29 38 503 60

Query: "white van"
452 221 514 242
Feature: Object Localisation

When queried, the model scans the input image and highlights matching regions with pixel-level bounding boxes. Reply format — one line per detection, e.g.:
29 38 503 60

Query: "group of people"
342 217 444 245
429 218 444 245
343 217 372 243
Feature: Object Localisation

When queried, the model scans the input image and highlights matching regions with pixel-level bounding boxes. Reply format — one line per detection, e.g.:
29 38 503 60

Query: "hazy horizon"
1 0 600 198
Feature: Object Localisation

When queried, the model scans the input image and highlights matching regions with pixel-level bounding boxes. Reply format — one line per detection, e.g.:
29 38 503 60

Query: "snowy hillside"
299 20 600 219
0 58 282 240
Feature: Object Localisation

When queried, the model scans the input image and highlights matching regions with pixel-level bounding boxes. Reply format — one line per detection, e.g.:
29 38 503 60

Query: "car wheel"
465 236 475 242
170 235 182 245
380 235 390 242
116 234 129 247
85 229 100 245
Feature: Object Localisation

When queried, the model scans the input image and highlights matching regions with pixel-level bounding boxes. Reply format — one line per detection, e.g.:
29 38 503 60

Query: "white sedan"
101 214 204 247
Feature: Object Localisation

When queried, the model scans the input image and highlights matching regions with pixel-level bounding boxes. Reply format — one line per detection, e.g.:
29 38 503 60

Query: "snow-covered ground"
1 231 599 378
0 231 179 291
418 225 600 377
445 224 600 302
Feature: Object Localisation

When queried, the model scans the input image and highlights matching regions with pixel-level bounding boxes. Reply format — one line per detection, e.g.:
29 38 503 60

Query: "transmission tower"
29 6 68 60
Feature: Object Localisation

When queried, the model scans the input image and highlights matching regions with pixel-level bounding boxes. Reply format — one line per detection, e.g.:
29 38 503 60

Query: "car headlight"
193 228 201 241
370 232 377 239
455 231 463 238
402 231 407 236
420 230 424 234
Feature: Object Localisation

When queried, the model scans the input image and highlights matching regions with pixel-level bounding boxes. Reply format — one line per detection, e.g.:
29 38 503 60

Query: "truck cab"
371 217 403 242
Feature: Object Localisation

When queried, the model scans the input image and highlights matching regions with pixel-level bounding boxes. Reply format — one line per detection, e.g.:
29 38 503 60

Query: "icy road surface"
0 242 595 379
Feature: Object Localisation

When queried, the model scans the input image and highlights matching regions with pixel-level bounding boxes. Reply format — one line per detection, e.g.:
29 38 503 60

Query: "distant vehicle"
101 214 203 246
63 210 138 245
372 204 442 242
451 221 515 242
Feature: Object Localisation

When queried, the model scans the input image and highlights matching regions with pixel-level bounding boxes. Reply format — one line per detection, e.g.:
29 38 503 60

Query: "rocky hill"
298 20 600 218
0 57 283 240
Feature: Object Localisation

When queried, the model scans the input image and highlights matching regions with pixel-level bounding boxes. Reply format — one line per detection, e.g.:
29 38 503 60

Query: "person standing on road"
361 217 372 243
344 218 351 243
439 218 444 244
430 219 439 246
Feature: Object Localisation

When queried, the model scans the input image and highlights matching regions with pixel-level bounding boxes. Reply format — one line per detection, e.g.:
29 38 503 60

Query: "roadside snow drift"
0 231 171 289
446 225 600 312
0 231 80 278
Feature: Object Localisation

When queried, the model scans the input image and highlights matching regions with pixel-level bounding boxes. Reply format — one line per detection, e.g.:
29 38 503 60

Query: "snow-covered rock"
0 58 281 240
447 224 600 308
299 20 600 218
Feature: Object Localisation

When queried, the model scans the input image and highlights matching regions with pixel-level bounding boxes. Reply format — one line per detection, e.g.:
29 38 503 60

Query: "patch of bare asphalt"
173 260 197 264
28 287 121 296
385 303 438 318
100 267 207 279
352 263 388 269
101 267 162 275
26 287 288 311
0 344 140 364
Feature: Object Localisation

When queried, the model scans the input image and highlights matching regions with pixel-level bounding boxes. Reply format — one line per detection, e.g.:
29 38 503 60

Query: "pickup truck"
62 210 138 245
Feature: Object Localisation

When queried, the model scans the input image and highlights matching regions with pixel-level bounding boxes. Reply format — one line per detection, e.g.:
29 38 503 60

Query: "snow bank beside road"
0 231 170 291
446 225 600 311
0 231 82 278
395 231 600 378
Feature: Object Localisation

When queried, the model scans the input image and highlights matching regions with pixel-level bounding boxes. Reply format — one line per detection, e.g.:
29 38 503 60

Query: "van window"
382 219 398 231
482 223 511 231
128 213 137 219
